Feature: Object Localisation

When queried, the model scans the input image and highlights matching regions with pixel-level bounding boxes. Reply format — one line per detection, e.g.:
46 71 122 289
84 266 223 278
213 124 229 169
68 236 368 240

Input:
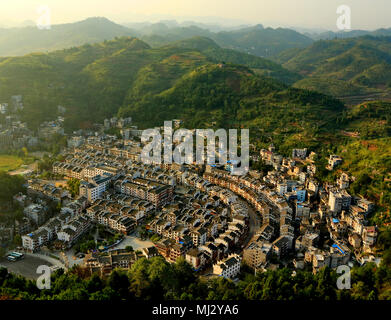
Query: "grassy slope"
0 155 23 172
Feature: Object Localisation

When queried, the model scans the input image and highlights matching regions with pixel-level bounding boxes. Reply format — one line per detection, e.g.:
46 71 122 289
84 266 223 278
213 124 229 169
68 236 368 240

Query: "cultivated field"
0 155 23 172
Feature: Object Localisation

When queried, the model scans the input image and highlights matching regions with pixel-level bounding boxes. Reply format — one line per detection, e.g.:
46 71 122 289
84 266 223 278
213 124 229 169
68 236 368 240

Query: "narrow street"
242 203 261 249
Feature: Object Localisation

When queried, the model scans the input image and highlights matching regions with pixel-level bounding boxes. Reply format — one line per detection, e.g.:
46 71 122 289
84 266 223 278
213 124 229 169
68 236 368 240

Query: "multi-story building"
212 254 241 279
272 236 292 258
327 155 343 170
329 190 351 214
24 204 47 225
56 216 91 248
84 249 141 277
243 241 272 269
79 174 112 203
362 226 378 247
22 228 50 252
117 177 173 207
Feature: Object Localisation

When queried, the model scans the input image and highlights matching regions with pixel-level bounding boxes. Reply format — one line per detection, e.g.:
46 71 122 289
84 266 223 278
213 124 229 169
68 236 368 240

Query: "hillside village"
2 115 379 279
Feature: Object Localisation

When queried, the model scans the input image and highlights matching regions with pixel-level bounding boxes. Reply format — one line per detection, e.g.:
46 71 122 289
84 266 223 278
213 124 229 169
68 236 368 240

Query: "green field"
0 155 23 172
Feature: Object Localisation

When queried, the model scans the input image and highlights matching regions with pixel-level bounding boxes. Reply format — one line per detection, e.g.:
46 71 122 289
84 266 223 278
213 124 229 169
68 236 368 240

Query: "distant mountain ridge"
0 17 137 56
0 17 313 58
1 16 391 59
309 28 391 40
138 23 313 57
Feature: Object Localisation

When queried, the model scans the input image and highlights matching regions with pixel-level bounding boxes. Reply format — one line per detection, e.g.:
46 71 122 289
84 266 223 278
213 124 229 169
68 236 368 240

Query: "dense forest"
0 172 25 213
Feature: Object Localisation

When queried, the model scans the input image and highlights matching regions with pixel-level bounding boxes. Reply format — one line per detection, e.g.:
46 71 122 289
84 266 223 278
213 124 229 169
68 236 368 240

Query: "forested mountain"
5 31 391 163
0 17 137 56
212 25 313 57
139 23 314 57
275 36 391 100
119 61 343 151
0 35 310 126
310 28 391 40
0 18 313 58
0 35 346 152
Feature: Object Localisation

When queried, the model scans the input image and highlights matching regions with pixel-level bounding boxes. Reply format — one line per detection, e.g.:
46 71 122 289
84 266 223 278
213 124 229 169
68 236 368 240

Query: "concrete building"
213 254 241 279
243 241 272 269
79 174 112 203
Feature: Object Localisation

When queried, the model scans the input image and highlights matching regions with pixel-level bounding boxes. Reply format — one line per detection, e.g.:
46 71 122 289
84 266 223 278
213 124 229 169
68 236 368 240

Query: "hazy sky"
1 0 391 30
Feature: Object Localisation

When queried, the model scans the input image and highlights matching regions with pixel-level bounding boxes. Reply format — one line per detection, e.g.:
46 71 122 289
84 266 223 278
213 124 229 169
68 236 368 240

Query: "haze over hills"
0 17 313 58
136 23 314 57
308 28 391 40
2 15 391 62
123 19 251 33
0 17 136 56
1 16 390 134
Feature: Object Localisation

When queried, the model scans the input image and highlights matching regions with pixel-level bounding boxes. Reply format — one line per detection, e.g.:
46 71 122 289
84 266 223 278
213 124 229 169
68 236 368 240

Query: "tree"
86 273 105 293
124 245 133 252
13 234 22 246
0 172 25 205
67 178 80 197
108 269 131 300
315 267 337 300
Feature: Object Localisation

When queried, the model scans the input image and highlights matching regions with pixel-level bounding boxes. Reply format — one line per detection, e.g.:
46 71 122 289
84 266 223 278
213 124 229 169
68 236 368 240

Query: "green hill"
119 62 344 153
312 101 391 225
140 24 314 58
276 36 391 100
0 36 303 131
0 18 313 59
213 26 313 58
311 28 391 41
334 135 391 225
0 17 138 57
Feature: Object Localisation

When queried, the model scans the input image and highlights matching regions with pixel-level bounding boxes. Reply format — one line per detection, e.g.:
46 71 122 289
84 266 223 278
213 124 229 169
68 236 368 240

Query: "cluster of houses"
38 119 65 139
47 135 252 277
0 96 68 152
239 144 378 273
148 188 249 268
86 195 154 234
103 117 132 130
14 129 379 279
0 118 37 150
21 198 90 251
27 179 72 203
83 247 159 277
